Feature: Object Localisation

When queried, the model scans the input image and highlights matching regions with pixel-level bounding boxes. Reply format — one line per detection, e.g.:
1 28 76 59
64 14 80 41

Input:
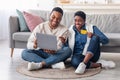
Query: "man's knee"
21 49 30 60
63 47 72 56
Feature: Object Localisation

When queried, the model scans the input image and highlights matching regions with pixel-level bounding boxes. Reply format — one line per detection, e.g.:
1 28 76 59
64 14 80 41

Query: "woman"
68 11 115 74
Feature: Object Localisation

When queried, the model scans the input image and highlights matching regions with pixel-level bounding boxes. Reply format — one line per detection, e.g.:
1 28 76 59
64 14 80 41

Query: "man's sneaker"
52 62 66 69
97 59 116 69
28 62 43 71
75 62 86 74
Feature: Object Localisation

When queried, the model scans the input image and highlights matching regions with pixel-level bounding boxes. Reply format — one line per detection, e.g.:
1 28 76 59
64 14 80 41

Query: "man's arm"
27 24 42 49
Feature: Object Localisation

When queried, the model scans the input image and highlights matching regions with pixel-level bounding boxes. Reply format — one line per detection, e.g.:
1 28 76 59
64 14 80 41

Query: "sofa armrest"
8 16 19 48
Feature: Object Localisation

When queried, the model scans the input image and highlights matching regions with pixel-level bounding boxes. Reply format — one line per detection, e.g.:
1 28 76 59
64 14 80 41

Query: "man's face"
49 11 62 28
74 16 85 28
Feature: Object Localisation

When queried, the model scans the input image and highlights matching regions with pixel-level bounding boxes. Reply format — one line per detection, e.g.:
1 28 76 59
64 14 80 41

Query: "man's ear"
49 12 52 21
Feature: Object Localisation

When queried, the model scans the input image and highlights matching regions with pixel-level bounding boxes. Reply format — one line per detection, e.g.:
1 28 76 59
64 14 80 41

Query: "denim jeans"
71 35 100 69
22 47 72 66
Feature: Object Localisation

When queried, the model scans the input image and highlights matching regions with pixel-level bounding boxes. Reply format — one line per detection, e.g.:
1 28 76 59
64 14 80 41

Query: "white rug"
16 63 101 79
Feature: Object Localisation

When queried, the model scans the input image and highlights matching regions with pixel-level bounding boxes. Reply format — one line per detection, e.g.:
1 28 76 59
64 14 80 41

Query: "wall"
55 0 120 14
36 0 55 10
70 0 120 4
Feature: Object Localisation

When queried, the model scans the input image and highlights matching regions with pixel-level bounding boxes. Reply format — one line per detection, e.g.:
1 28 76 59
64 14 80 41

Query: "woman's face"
49 11 62 29
74 16 85 29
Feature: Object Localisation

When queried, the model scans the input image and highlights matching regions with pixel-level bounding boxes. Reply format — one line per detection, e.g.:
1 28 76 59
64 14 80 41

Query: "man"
22 7 72 70
68 11 115 74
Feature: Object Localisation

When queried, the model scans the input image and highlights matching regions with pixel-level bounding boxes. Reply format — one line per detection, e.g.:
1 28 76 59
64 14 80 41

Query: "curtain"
0 10 9 40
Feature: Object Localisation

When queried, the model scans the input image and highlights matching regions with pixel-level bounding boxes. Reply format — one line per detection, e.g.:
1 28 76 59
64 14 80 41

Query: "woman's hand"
87 32 93 38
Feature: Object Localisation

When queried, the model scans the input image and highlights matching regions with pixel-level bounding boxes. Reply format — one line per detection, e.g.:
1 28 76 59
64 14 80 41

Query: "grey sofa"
9 10 120 57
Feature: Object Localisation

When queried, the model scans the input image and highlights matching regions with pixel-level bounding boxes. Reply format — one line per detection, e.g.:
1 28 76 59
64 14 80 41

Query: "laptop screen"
36 33 57 50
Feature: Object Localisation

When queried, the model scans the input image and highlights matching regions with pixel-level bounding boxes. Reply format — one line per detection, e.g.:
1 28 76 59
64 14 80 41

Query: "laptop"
36 33 57 51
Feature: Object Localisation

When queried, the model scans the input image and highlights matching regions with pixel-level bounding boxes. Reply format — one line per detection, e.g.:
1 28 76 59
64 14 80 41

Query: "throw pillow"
16 9 30 32
23 11 44 32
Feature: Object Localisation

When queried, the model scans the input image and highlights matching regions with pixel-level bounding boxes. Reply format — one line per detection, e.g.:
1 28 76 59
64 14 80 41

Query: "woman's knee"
91 35 100 42
71 58 80 68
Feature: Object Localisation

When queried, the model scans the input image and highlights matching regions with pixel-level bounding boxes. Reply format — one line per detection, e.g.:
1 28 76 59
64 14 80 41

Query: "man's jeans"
71 35 100 68
22 47 72 66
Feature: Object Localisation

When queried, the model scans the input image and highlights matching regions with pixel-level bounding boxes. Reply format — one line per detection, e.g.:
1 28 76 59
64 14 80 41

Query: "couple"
22 7 115 74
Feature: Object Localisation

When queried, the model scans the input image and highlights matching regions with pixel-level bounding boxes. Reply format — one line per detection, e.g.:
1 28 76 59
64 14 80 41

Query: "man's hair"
51 7 63 16
74 11 86 21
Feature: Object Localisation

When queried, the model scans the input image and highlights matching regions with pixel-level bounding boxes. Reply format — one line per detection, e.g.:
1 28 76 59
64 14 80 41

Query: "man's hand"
33 39 37 49
43 49 56 54
59 36 66 44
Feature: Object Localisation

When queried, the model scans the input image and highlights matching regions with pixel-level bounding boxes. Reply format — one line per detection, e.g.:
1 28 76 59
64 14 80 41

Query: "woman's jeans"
71 35 100 69
22 47 72 66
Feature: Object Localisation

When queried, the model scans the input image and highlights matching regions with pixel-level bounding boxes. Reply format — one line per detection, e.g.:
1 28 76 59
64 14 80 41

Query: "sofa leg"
11 48 14 57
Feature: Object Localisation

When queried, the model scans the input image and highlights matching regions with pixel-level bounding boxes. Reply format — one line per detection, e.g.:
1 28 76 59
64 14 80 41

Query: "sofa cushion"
13 32 31 42
16 9 30 32
23 11 44 32
86 14 120 33
103 33 120 46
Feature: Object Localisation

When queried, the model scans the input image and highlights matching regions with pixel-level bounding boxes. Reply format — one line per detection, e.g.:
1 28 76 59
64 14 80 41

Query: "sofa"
9 10 120 57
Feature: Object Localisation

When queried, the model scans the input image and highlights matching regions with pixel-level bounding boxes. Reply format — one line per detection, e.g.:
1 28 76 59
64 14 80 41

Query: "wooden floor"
0 40 120 80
